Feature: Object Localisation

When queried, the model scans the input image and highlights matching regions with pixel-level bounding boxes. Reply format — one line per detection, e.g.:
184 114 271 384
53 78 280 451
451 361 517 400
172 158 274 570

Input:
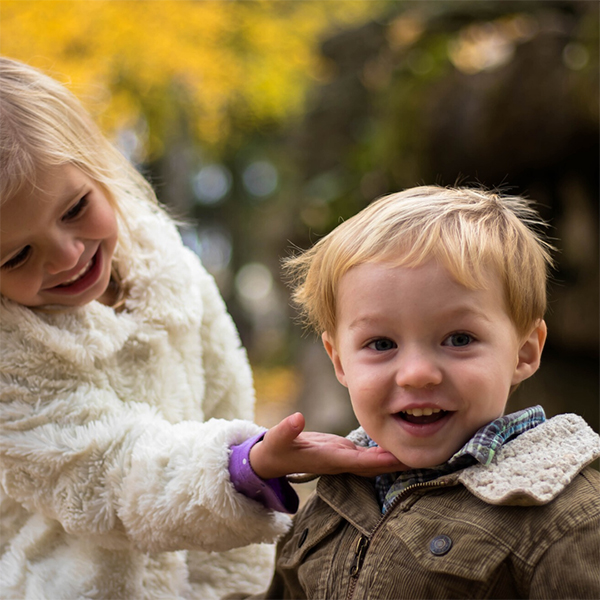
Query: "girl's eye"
1 246 31 270
62 194 89 221
443 333 473 347
368 338 397 352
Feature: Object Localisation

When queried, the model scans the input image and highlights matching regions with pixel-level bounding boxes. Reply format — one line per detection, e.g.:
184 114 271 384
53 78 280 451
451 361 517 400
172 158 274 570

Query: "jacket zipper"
349 534 369 577
345 478 451 600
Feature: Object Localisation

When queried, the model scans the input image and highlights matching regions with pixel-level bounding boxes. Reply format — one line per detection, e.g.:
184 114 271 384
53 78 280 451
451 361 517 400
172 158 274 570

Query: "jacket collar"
455 413 599 505
331 414 600 511
317 473 383 537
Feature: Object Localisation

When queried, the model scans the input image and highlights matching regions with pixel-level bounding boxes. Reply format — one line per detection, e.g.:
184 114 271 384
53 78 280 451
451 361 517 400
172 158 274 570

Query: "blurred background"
3 0 598 438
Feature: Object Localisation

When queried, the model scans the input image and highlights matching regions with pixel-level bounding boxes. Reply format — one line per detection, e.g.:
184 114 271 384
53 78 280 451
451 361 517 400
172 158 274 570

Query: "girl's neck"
98 276 123 308
94 265 127 310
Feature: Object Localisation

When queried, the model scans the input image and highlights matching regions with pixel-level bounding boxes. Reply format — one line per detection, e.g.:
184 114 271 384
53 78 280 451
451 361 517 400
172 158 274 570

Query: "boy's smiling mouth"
397 408 450 425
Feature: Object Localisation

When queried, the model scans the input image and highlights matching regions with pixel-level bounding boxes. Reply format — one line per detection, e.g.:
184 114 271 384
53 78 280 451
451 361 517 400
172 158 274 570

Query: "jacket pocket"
391 510 512 583
277 494 343 570
273 494 347 598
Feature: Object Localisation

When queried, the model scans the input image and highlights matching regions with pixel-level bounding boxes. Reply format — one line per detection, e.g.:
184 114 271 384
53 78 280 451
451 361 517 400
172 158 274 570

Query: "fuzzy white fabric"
0 199 290 599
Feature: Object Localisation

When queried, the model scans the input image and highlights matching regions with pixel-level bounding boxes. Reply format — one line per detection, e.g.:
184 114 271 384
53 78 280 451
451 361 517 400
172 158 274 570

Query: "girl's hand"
249 412 405 479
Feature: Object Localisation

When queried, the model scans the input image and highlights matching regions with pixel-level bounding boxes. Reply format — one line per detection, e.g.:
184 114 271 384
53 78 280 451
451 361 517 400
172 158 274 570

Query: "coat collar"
455 413 600 505
327 414 600 512
317 473 383 537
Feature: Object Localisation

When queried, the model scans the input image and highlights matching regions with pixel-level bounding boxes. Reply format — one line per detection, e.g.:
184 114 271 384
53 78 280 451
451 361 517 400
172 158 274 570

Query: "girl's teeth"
61 260 92 285
403 407 441 417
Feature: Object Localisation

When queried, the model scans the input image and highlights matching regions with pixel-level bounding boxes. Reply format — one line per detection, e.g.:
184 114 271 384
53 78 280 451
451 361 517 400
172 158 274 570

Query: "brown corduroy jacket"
256 414 600 600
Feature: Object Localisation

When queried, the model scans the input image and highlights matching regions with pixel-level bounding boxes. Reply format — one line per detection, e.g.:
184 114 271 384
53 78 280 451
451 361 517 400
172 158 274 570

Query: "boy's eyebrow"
441 305 495 323
348 315 381 330
347 304 495 330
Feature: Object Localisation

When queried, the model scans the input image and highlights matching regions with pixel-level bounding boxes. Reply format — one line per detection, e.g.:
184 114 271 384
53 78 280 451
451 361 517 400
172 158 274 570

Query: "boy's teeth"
403 407 441 417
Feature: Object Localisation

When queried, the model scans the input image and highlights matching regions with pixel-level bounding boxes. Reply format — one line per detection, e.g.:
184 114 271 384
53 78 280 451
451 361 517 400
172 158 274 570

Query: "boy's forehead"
334 259 510 324
339 254 491 287
338 258 499 292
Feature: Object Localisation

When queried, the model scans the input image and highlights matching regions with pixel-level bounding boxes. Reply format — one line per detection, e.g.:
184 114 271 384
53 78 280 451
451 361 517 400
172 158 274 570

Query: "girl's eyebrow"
60 183 88 208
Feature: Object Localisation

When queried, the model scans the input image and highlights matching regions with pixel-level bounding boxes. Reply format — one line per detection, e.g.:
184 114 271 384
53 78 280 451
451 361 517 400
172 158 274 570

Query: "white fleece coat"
0 199 291 599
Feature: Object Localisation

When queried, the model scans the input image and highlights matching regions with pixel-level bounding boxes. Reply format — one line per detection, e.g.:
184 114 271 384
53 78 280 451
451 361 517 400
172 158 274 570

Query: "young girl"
0 57 400 599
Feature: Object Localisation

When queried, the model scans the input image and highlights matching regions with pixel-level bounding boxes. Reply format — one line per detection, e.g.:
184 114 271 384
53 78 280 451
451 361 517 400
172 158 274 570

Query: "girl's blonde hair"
0 56 163 265
285 186 554 338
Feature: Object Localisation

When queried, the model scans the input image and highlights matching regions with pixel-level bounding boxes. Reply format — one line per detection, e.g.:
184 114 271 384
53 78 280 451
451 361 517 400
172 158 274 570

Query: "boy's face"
0 164 118 308
322 260 546 469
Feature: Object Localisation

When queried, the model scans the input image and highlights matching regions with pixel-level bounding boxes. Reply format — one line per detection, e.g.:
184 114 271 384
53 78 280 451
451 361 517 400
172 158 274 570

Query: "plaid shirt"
371 405 546 513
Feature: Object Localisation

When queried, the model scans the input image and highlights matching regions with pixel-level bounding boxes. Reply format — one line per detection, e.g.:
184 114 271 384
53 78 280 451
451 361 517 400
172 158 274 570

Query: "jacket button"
429 535 452 556
298 528 309 548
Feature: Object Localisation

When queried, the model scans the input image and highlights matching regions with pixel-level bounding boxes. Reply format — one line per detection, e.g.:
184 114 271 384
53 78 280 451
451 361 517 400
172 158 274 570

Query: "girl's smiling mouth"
56 259 94 287
48 248 103 295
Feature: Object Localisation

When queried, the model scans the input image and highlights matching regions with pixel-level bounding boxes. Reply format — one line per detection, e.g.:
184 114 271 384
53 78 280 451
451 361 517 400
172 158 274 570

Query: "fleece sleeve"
0 215 291 555
193 262 256 422
0 384 291 554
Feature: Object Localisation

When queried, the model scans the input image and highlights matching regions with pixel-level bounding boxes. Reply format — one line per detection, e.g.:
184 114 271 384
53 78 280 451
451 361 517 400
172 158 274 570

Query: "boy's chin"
390 451 455 470
405 460 447 469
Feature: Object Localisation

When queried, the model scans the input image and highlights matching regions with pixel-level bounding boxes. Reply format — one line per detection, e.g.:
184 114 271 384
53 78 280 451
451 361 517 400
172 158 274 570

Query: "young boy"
251 186 600 599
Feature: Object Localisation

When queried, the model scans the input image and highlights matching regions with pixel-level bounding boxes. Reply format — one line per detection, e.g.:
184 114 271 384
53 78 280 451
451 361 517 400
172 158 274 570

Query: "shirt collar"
452 405 546 466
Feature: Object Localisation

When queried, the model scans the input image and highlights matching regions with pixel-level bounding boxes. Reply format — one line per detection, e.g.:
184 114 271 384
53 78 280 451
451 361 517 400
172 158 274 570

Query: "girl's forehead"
1 148 62 202
13 164 86 201
1 165 88 240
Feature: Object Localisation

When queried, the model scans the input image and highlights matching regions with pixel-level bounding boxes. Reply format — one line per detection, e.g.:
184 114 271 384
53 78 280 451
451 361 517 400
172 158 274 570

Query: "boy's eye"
62 194 89 221
1 246 31 270
368 338 397 352
443 333 473 347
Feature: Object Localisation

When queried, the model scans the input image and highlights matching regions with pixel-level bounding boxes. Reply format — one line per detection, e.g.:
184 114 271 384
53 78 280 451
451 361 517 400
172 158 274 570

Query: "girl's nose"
44 235 85 275
395 348 443 389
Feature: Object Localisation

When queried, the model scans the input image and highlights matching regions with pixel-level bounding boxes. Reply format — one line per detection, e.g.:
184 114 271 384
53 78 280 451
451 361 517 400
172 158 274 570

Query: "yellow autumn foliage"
1 0 385 154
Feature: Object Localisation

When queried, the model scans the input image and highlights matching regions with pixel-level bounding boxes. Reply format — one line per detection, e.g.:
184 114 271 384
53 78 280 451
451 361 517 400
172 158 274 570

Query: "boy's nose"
395 349 442 389
44 236 85 275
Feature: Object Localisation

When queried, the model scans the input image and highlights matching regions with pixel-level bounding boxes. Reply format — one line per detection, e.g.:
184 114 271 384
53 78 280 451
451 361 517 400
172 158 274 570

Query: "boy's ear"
512 319 547 386
322 331 348 388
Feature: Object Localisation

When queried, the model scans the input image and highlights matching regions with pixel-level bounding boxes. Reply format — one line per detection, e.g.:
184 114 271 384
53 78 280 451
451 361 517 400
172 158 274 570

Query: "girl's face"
0 164 118 308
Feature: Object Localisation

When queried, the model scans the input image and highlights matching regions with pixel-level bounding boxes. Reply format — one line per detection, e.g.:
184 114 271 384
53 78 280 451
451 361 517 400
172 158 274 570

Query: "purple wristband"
229 432 299 514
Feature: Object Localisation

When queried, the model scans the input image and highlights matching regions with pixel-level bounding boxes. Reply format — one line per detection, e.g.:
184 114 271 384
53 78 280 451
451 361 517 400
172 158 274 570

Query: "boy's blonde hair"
0 57 162 259
285 186 554 338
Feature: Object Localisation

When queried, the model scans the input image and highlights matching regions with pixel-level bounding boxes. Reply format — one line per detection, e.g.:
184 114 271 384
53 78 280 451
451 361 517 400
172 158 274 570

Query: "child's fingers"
325 445 405 476
357 449 406 475
361 450 405 471
263 412 305 451
249 413 307 479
